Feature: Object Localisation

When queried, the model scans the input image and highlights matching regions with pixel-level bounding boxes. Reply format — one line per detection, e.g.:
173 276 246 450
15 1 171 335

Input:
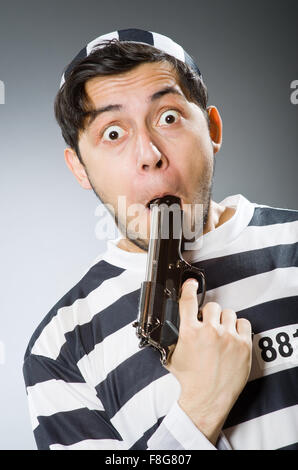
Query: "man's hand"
166 278 252 446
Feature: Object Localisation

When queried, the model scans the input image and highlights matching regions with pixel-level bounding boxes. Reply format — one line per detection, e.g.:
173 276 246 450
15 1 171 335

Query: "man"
23 28 298 450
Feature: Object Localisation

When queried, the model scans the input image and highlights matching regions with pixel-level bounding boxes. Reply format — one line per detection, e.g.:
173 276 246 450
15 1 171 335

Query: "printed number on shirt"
253 324 298 370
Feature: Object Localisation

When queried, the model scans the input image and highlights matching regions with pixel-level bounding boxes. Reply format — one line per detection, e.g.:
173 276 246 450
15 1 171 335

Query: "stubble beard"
86 159 215 253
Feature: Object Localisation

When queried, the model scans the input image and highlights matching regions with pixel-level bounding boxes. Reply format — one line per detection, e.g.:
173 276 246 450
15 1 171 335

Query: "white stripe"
86 31 119 55
249 340 298 382
77 322 140 387
60 74 65 88
111 374 180 447
60 31 119 89
151 32 185 62
27 380 104 431
200 220 298 261
205 267 298 382
205 266 298 314
31 269 142 359
224 404 298 449
50 439 126 450
253 323 298 371
77 267 298 385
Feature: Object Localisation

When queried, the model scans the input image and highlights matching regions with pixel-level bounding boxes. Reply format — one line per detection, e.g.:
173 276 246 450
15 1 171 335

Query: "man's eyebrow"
83 104 122 129
149 86 184 102
84 86 185 130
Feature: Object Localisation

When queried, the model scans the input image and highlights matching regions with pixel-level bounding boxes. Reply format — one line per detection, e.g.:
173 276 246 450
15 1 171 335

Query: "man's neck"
204 200 235 233
117 200 236 253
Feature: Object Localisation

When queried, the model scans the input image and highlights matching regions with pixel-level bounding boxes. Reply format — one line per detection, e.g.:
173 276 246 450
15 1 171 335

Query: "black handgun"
133 195 206 365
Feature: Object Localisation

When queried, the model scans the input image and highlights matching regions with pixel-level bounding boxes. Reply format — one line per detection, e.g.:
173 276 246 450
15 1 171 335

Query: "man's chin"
117 194 212 254
117 235 149 253
119 212 209 254
131 237 149 252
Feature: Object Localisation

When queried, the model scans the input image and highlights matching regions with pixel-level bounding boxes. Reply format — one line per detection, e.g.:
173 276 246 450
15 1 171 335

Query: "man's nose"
135 130 168 173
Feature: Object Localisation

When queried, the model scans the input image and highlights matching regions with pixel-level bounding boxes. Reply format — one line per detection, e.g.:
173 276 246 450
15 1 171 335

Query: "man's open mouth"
145 194 182 210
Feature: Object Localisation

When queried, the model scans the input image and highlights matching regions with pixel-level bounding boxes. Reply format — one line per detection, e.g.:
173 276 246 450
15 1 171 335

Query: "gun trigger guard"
182 266 206 309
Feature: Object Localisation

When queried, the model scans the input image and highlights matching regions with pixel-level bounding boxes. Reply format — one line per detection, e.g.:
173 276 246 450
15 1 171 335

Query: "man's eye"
102 125 125 142
158 109 180 126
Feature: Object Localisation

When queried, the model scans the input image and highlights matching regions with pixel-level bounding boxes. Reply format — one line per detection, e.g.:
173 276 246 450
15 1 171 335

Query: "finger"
201 302 222 326
236 317 252 342
179 278 200 328
221 308 237 333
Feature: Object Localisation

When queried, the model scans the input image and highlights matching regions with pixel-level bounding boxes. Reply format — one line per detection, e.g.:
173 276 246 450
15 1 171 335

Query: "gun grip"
160 298 180 347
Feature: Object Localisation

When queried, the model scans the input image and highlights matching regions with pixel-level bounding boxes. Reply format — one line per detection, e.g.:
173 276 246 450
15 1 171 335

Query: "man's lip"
145 193 181 209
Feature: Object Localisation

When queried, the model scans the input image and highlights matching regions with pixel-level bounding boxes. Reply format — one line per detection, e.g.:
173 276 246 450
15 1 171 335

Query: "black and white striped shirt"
23 194 298 450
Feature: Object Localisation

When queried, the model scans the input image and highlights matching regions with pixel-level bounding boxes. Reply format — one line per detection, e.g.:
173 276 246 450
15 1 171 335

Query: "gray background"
0 0 297 449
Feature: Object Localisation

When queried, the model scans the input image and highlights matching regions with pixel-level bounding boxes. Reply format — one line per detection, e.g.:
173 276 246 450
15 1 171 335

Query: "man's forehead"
85 61 183 103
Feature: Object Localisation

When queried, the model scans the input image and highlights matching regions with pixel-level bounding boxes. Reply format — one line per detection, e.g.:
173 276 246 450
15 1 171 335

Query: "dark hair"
54 39 209 164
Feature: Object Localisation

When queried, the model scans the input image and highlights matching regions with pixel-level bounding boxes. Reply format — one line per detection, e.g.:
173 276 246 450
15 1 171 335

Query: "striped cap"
59 28 202 88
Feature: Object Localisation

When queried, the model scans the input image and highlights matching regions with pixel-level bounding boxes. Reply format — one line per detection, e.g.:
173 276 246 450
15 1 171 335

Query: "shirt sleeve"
147 401 231 450
23 353 231 450
23 352 127 450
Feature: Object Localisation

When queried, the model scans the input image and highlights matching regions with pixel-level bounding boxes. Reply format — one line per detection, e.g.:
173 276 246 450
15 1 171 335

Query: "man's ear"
64 148 92 190
207 106 222 154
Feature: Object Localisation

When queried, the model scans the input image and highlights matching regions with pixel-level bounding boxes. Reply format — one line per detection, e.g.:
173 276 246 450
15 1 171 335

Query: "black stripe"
57 289 140 363
184 50 202 76
27 243 298 366
277 442 298 450
96 347 168 417
237 296 298 335
62 266 297 415
26 245 298 412
129 416 164 450
59 296 298 417
23 354 85 388
64 46 87 81
23 260 124 360
58 250 298 361
34 408 122 449
249 206 298 226
223 367 298 429
195 243 298 292
118 28 154 45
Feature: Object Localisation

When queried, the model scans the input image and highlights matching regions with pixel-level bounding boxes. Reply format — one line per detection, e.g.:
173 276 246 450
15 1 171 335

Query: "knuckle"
238 317 251 326
203 301 222 312
221 329 235 344
221 308 237 319
243 334 253 349
237 318 252 333
201 302 222 322
180 294 196 305
180 287 197 302
238 336 252 356
203 322 220 340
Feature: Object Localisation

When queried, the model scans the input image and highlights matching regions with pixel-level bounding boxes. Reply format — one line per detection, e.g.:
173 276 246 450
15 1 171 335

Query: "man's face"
77 61 217 251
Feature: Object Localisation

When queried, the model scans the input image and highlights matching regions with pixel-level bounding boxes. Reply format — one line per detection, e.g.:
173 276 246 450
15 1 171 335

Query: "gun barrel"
133 195 206 365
